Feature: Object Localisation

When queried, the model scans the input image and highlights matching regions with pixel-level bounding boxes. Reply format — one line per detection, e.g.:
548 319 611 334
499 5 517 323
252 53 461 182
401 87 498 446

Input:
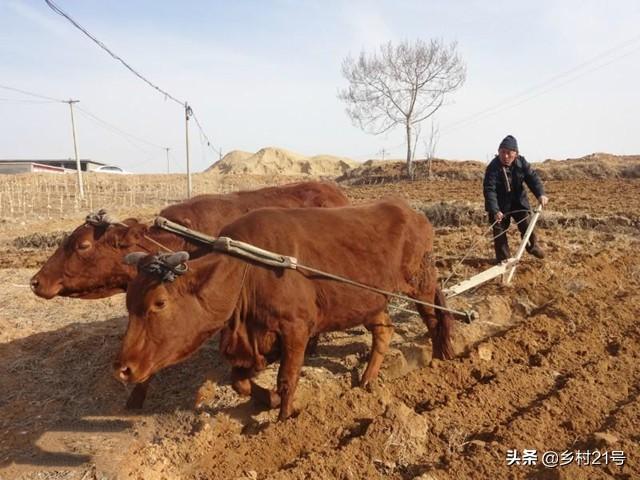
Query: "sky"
1 0 639 173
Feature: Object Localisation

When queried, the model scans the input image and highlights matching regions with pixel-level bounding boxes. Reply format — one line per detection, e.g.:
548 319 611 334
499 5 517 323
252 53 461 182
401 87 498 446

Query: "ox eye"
77 240 91 251
154 299 167 310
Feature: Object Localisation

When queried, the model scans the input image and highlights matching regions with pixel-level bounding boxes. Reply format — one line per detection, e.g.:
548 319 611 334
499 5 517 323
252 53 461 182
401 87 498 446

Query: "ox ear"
123 252 148 266
116 221 147 247
162 251 190 267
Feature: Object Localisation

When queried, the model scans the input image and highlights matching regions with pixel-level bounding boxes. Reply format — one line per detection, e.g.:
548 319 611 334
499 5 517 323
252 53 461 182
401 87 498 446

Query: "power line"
75 107 170 170
43 0 184 106
0 97 60 104
441 33 640 135
75 105 166 150
445 43 640 136
43 0 222 185
0 84 64 102
191 111 222 156
0 83 166 172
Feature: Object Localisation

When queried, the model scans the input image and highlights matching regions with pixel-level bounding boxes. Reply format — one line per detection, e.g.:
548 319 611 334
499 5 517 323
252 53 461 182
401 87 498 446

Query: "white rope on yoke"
154 216 473 319
113 221 174 253
295 263 469 318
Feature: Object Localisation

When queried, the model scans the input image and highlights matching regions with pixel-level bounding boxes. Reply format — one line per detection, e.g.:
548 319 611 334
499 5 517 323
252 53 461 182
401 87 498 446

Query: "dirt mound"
339 153 640 185
338 159 485 184
538 152 640 180
204 150 253 173
412 201 640 234
206 147 357 177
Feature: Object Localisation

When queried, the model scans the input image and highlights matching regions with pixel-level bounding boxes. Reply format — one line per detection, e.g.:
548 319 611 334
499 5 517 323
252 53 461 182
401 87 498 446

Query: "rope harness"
85 208 174 253
139 257 187 282
154 216 475 322
85 209 529 323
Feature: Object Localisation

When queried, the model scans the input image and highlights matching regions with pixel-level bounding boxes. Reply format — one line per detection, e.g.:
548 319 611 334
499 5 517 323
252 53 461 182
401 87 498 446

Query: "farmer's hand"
538 195 549 207
495 211 504 222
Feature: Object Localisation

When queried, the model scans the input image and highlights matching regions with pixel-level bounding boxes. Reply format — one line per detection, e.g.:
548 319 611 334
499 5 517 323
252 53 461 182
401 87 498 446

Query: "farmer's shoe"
493 239 511 264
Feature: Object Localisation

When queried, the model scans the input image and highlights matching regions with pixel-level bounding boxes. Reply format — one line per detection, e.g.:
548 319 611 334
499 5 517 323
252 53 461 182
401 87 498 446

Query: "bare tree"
339 39 465 174
424 120 440 179
410 123 422 179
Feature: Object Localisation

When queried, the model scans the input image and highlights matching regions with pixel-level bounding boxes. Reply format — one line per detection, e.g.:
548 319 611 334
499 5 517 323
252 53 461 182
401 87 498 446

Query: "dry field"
0 169 639 479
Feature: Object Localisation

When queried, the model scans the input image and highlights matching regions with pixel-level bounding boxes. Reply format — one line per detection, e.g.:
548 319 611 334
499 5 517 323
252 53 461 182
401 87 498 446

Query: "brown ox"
30 181 349 299
29 181 347 409
115 199 454 420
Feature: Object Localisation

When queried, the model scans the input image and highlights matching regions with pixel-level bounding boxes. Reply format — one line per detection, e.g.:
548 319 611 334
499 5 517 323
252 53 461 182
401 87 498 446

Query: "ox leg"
277 331 308 421
232 367 281 409
416 287 455 360
125 378 151 409
360 312 393 388
231 367 253 397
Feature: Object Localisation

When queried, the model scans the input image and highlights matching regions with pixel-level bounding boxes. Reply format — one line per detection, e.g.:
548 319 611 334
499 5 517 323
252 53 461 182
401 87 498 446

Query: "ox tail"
432 287 455 360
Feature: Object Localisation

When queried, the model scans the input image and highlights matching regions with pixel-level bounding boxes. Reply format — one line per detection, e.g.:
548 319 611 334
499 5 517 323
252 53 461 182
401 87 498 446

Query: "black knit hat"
499 135 518 152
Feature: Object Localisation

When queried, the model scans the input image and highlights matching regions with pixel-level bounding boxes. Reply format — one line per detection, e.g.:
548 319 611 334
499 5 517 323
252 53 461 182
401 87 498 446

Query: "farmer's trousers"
489 207 538 262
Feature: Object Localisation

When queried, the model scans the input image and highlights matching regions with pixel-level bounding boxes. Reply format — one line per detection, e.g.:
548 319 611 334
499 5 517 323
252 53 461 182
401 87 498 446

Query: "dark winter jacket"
483 155 545 214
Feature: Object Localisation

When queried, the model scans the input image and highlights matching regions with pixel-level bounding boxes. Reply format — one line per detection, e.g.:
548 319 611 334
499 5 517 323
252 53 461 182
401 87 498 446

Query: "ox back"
117 199 454 420
30 181 349 300
31 181 348 410
221 199 434 333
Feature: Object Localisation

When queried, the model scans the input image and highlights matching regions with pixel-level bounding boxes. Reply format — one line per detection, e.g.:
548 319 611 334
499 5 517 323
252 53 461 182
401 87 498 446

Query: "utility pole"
379 148 387 161
184 102 193 198
66 99 84 199
165 147 170 174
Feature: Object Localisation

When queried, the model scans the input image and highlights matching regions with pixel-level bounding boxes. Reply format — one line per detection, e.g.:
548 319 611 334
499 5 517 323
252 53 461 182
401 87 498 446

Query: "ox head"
114 251 237 384
30 210 152 299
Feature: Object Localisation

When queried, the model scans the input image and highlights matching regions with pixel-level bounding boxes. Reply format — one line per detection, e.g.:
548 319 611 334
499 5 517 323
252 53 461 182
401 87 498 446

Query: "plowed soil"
1 177 638 480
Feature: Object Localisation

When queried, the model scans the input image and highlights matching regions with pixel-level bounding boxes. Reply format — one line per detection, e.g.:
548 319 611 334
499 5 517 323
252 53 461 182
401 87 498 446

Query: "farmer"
483 135 548 262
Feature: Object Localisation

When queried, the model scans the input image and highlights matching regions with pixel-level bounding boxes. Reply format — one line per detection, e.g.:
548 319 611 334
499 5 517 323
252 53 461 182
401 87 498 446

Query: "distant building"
0 159 106 174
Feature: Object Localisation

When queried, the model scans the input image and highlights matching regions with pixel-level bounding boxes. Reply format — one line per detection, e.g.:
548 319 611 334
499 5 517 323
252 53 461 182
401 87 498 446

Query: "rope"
154 216 473 320
388 304 420 316
142 235 174 253
113 221 175 253
488 209 533 242
441 209 533 288
442 218 500 288
293 264 468 318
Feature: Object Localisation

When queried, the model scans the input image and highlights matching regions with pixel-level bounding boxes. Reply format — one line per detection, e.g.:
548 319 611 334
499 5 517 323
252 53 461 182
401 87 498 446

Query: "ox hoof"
359 382 373 393
277 408 298 422
359 375 377 391
253 389 281 409
249 381 281 409
265 390 282 409
278 412 291 422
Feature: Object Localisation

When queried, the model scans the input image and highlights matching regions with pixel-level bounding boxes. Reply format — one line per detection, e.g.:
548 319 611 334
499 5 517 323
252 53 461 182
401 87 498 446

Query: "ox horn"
161 251 190 267
123 252 149 266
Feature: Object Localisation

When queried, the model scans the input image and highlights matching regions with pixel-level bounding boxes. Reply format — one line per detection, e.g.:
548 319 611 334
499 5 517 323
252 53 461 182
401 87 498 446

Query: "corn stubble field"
0 158 639 480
